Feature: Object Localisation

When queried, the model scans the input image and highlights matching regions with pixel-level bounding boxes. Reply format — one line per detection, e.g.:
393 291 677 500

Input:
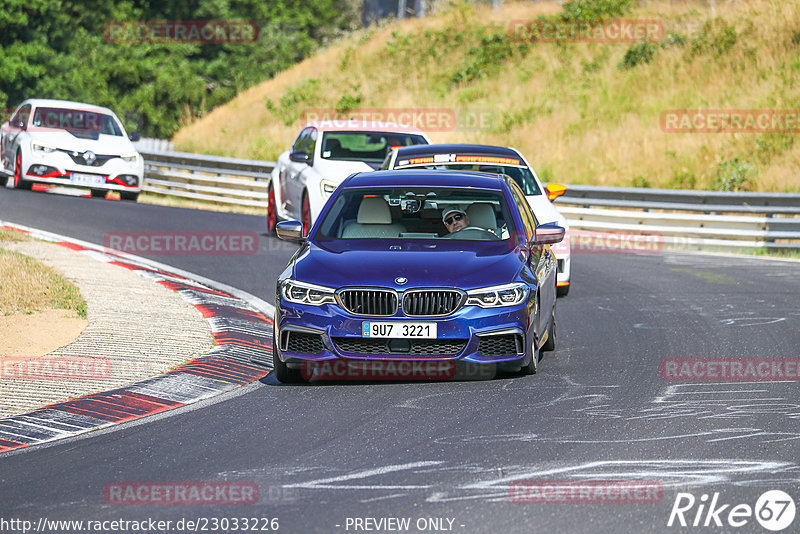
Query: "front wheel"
301 193 311 237
557 283 570 297
521 330 540 375
90 189 107 198
120 191 139 202
542 306 556 352
13 151 32 190
273 343 305 384
266 183 277 234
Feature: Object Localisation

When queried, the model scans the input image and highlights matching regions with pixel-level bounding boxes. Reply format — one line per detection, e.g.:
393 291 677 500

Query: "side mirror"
128 132 140 142
533 223 565 245
289 150 310 164
276 220 305 242
15 120 26 130
545 183 567 201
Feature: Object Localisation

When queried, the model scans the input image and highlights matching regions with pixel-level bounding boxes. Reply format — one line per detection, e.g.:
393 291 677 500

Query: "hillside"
173 0 800 192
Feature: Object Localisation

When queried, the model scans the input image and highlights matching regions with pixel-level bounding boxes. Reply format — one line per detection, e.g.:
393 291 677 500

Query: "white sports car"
382 144 572 296
268 120 431 235
0 99 143 200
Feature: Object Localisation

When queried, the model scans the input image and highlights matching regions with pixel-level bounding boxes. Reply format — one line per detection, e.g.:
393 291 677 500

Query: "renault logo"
83 151 96 165
395 277 407 285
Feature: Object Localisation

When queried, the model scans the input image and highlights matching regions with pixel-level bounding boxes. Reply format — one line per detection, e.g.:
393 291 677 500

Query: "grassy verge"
138 192 266 216
0 228 31 242
173 0 800 192
0 249 88 319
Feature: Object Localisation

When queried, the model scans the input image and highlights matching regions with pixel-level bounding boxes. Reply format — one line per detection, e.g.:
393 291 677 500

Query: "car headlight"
121 153 139 164
281 279 336 306
320 180 337 196
466 283 529 308
32 142 56 153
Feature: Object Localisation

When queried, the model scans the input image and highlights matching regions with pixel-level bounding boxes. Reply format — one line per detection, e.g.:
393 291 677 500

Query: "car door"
509 180 556 336
279 128 308 216
1 104 30 172
286 127 317 220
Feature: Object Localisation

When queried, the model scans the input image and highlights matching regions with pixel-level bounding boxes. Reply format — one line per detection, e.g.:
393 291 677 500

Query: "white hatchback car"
0 99 144 200
383 144 572 296
268 120 431 235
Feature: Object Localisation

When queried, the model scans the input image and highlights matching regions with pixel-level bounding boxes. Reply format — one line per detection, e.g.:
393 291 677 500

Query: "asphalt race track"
1 188 799 533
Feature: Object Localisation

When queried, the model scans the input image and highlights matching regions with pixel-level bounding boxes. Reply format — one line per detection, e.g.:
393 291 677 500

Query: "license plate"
70 172 106 187
362 322 437 338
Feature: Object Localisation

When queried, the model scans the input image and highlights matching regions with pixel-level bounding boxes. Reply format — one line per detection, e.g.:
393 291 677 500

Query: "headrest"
467 203 497 229
357 197 392 224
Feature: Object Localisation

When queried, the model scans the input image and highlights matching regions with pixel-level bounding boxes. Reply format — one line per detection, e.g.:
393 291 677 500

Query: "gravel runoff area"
0 239 214 418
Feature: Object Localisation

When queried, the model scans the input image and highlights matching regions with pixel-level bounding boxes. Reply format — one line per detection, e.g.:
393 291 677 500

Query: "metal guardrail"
138 151 800 252
139 150 275 208
559 185 800 252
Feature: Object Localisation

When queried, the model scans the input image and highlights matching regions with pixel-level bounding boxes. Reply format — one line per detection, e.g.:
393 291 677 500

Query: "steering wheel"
443 227 499 240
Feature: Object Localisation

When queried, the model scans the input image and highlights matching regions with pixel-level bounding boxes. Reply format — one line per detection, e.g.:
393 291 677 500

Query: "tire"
521 333 540 375
273 342 304 384
542 305 556 352
557 283 570 297
301 193 311 237
12 151 32 190
266 183 277 234
120 191 139 202
90 189 107 198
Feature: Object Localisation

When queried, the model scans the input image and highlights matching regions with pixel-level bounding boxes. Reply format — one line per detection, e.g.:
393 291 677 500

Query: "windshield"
394 161 541 196
320 132 428 164
315 187 517 241
31 107 123 136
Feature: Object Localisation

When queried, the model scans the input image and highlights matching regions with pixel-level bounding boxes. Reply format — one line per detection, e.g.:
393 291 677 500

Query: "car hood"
293 240 525 290
28 130 136 155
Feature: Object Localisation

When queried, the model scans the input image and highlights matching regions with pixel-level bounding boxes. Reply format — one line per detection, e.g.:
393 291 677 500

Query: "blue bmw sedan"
272 169 564 383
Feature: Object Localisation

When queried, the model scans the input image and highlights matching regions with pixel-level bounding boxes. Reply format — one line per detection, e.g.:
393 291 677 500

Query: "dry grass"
173 0 800 192
0 228 31 242
0 249 87 318
138 192 265 215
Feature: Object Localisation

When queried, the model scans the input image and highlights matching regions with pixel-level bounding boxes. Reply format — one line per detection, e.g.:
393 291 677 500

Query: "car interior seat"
467 203 498 233
341 197 406 238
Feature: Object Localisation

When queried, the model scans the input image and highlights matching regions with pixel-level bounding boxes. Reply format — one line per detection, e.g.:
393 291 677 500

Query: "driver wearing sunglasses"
442 207 469 234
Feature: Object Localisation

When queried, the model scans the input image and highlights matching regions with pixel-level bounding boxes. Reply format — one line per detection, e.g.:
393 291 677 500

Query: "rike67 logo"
668 490 796 531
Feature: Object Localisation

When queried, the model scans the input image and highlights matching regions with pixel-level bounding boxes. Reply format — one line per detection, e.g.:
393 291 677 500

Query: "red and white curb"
0 222 274 454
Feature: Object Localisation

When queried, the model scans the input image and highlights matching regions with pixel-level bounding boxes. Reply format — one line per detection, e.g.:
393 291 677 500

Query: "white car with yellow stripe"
383 143 572 296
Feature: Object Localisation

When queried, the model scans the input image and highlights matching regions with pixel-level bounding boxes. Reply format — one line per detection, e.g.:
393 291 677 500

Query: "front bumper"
275 299 534 371
23 150 143 191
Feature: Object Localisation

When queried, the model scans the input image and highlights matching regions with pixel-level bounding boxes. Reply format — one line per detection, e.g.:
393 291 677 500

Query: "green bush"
560 0 632 22
336 85 363 114
713 158 756 191
620 43 660 69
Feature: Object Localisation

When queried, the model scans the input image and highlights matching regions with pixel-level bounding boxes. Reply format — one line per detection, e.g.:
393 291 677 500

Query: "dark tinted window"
316 186 517 241
320 132 428 164
12 105 31 127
